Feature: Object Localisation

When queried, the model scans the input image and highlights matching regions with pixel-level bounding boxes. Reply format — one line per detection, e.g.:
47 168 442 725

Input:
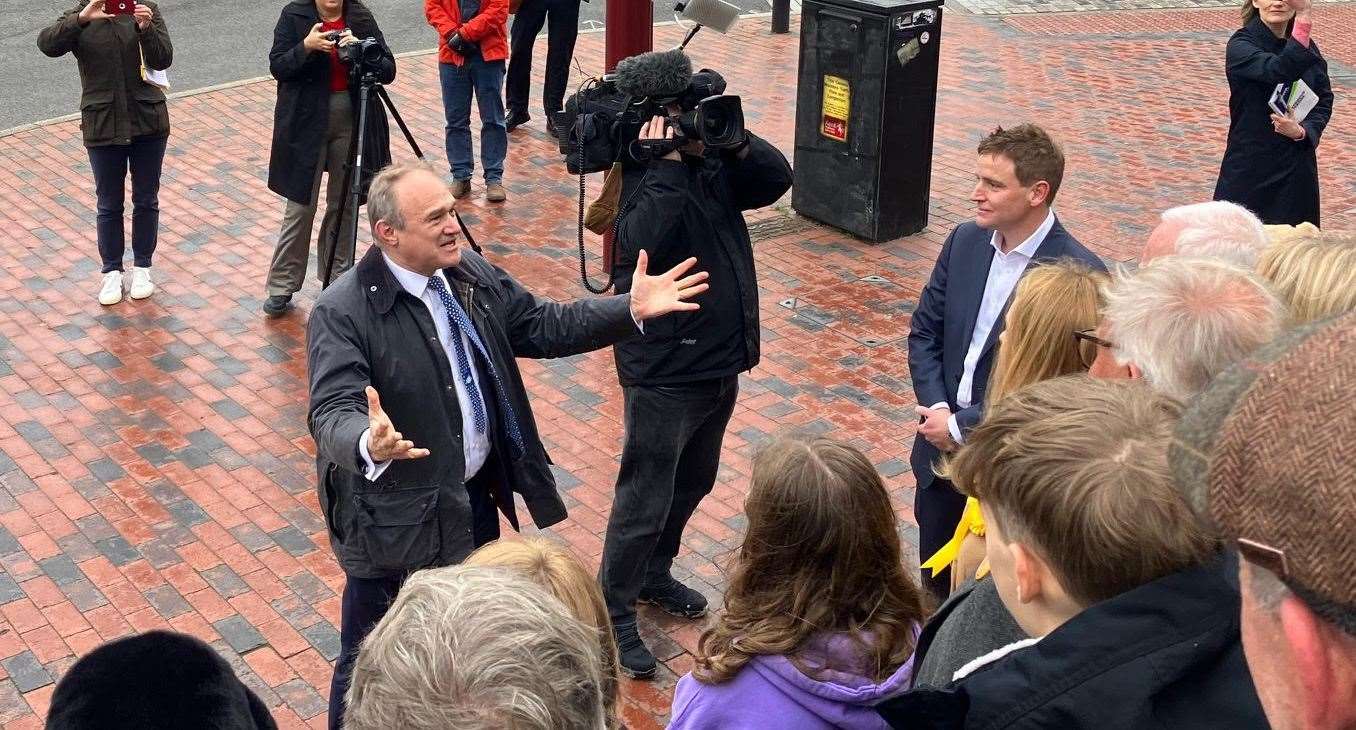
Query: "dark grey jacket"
912 577 1024 688
307 246 636 579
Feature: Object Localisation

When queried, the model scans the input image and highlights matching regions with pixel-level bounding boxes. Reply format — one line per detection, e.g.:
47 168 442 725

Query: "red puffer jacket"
425 0 508 65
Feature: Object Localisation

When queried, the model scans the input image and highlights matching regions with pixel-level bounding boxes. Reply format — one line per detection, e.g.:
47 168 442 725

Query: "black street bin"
791 0 943 242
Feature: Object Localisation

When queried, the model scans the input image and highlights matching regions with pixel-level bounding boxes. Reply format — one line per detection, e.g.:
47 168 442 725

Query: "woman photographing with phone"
1214 0 1333 226
38 0 172 306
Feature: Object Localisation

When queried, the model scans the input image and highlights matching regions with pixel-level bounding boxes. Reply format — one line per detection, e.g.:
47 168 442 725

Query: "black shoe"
613 620 657 679
262 294 292 317
545 117 559 139
638 576 708 619
505 109 530 132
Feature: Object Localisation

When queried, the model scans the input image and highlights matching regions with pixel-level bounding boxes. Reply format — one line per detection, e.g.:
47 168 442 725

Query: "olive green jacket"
37 1 173 147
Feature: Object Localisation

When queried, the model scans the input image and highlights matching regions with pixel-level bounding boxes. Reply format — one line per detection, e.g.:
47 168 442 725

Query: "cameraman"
263 0 395 317
601 102 792 678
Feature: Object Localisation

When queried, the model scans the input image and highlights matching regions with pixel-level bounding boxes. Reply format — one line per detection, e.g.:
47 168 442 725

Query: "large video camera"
554 50 745 174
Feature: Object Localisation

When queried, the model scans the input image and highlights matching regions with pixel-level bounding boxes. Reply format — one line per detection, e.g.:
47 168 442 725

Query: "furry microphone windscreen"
614 49 693 99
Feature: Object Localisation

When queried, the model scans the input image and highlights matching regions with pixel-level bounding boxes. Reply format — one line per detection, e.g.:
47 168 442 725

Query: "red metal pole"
602 2 652 275
605 0 654 72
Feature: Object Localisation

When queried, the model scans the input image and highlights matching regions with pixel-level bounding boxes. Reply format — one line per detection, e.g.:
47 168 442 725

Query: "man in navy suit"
907 124 1106 598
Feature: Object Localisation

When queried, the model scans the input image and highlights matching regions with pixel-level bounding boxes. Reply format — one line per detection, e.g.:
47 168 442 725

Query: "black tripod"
321 71 481 289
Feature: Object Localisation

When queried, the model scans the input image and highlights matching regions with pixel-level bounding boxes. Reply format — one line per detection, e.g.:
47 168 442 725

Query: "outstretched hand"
628 250 710 321
365 386 430 463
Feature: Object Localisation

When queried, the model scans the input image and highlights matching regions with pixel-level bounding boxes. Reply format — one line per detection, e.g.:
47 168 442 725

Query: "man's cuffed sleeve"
356 428 392 482
947 414 964 445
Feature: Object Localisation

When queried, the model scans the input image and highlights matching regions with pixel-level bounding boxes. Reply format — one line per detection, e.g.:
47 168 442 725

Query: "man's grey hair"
1160 201 1269 268
1104 256 1284 401
345 565 608 730
365 159 441 235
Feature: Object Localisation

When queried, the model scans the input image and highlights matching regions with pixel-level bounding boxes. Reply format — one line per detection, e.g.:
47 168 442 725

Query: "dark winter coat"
876 553 1269 729
267 0 396 205
1214 16 1333 226
37 0 173 147
307 246 637 579
612 135 793 387
46 630 277 730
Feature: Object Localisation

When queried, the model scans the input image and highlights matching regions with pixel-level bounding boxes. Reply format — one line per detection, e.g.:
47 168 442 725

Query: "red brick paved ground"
0 7 1352 729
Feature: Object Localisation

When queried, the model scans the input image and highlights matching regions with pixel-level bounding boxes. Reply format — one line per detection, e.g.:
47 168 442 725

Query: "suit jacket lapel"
954 229 997 366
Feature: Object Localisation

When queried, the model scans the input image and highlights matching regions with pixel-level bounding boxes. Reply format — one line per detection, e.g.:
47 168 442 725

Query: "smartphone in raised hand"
106 0 136 15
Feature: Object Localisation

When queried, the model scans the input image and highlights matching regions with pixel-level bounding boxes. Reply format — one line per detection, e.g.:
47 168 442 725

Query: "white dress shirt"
944 210 1056 443
359 254 490 482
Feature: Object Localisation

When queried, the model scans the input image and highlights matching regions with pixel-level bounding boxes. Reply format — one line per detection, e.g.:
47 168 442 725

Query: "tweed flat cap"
1171 311 1356 631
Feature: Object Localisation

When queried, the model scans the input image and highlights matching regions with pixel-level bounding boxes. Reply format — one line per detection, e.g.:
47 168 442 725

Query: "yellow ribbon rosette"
921 497 986 578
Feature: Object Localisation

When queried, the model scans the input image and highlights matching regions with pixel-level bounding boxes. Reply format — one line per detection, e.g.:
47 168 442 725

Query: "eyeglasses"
1073 328 1115 368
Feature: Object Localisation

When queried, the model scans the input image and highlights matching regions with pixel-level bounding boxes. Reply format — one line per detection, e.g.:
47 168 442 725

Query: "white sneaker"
98 271 124 306
129 267 154 300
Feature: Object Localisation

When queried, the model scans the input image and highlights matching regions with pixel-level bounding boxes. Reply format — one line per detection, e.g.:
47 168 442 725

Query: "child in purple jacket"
669 437 931 729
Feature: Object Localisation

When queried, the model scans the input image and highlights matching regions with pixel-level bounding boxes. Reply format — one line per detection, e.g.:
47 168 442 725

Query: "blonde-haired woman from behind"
465 538 622 729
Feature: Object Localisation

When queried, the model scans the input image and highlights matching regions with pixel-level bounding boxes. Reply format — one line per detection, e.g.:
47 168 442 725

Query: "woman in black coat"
263 0 396 316
1213 0 1332 226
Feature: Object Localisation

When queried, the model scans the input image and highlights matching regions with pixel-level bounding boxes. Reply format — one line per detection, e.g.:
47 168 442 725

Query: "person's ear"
374 220 397 247
1028 180 1051 208
1010 542 1044 605
1280 596 1340 729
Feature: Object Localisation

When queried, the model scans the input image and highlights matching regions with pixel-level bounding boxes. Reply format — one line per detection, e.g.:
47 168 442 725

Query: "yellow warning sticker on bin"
821 75 850 142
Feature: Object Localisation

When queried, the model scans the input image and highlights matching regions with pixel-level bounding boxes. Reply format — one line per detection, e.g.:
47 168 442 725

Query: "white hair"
1104 256 1284 401
1159 201 1269 268
345 565 608 730
366 159 441 235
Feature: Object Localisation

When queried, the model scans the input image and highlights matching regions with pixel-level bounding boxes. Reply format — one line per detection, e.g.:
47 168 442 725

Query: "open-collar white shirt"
939 210 1056 443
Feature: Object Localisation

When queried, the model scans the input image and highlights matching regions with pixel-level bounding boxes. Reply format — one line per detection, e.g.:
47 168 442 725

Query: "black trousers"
915 475 967 601
87 134 167 273
599 375 738 625
326 478 500 730
505 0 581 120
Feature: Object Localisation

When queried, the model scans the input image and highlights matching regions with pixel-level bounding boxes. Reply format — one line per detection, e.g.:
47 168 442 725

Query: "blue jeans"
439 58 507 183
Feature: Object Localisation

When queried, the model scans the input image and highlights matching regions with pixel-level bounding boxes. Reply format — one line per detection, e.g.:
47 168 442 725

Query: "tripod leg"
375 86 425 161
322 80 372 289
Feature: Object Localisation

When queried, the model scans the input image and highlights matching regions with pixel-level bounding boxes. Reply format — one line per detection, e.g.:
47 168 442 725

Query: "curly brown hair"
693 437 931 685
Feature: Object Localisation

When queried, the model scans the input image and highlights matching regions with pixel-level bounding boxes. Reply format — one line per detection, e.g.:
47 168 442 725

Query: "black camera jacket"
612 134 793 386
267 0 395 205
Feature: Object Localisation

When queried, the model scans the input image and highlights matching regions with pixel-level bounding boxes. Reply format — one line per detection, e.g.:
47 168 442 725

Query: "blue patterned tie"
426 276 525 452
